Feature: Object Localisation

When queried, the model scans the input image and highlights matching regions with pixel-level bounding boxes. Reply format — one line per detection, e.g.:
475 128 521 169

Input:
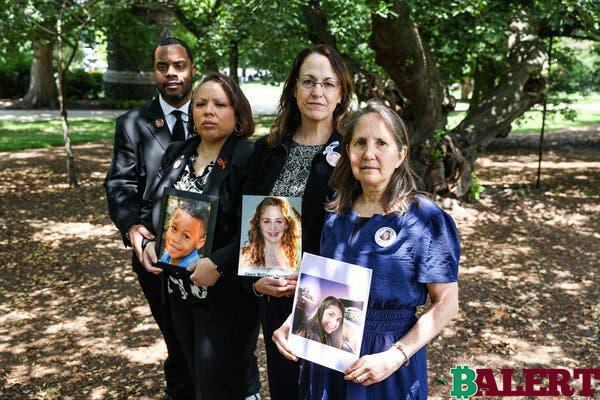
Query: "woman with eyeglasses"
243 45 354 400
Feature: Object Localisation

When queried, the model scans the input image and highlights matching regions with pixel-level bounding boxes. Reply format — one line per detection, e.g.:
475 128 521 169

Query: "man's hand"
188 258 220 287
128 224 154 261
141 241 163 275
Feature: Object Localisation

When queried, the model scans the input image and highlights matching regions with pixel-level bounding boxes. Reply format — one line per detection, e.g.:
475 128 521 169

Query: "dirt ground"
0 132 598 399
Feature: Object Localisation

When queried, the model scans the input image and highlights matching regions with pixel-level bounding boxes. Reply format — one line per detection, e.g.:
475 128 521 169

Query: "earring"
234 121 242 135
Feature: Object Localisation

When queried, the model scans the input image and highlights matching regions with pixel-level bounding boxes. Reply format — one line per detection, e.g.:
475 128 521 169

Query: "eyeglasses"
297 78 339 92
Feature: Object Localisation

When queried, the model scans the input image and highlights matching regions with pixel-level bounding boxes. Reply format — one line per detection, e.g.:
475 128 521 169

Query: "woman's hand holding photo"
343 347 406 386
282 273 298 297
272 319 298 362
188 258 220 287
141 241 163 275
254 277 291 297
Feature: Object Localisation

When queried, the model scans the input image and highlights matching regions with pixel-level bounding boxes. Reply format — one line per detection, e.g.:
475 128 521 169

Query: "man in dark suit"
104 37 196 400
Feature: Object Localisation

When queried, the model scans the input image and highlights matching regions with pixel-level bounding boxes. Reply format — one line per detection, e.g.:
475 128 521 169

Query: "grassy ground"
447 105 600 134
0 119 115 151
0 115 277 152
0 97 597 151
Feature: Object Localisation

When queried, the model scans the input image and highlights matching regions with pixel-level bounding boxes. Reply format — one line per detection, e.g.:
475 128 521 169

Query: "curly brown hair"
241 197 301 268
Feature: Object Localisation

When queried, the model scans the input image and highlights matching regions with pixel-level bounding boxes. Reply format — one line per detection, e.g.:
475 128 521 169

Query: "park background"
0 0 598 398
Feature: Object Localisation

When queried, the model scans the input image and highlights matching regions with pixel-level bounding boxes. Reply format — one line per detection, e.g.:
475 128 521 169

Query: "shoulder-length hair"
241 197 301 267
326 100 419 215
267 45 354 147
188 72 255 138
298 296 345 348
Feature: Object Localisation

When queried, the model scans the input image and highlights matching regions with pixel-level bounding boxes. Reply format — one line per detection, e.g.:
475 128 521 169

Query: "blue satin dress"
299 196 460 400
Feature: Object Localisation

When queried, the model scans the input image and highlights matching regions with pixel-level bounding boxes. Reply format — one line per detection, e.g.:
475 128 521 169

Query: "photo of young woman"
296 296 345 348
239 196 302 277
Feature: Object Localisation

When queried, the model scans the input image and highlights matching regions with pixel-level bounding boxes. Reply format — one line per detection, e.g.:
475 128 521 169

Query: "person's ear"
196 236 207 250
191 64 197 76
396 146 408 168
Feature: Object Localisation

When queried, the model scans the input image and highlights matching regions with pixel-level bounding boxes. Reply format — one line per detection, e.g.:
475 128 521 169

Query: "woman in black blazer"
243 45 354 400
141 73 260 400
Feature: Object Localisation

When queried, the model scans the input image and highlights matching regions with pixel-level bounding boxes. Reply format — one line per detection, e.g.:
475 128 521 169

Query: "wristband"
213 262 224 276
141 238 153 250
252 282 264 297
392 342 410 367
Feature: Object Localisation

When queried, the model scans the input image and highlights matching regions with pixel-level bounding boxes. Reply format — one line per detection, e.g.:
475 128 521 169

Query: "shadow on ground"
0 140 598 399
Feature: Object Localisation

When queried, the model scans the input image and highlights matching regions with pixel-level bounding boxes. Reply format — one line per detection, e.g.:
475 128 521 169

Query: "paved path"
0 109 124 121
0 83 281 120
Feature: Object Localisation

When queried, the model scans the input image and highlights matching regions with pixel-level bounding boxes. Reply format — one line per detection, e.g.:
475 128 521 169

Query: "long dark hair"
267 45 353 147
326 100 419 215
188 72 255 138
298 296 345 348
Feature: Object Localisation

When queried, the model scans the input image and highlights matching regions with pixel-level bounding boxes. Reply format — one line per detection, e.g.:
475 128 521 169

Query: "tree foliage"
2 0 598 195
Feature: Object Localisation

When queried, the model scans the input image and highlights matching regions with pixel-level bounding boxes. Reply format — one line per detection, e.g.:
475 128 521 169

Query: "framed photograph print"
238 195 302 278
155 188 218 275
289 253 372 372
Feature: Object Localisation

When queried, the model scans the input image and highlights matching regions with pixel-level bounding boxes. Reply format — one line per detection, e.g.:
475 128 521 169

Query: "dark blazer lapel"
142 98 171 151
163 136 199 187
203 135 238 196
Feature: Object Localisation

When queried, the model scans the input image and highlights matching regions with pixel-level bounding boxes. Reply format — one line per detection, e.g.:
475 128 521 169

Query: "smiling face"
259 205 287 244
192 81 236 143
294 53 342 124
321 305 343 334
153 44 195 108
347 112 407 191
164 208 206 264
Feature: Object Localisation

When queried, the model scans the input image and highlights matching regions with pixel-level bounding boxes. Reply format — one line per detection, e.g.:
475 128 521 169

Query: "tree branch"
369 1 445 145
452 21 547 160
163 0 222 40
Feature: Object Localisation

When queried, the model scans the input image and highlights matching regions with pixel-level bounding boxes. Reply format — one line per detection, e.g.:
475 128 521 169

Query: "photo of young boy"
156 189 218 272
159 200 209 268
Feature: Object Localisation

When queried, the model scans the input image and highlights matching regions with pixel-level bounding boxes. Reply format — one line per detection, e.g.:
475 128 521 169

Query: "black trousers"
258 296 299 400
132 255 194 399
170 294 261 400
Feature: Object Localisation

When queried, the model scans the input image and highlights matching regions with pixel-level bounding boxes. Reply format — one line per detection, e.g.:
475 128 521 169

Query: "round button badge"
374 227 397 247
326 151 341 167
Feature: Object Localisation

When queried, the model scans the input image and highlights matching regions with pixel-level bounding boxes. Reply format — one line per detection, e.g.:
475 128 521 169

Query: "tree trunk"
54 10 79 188
369 2 447 147
432 23 546 197
55 70 78 187
229 39 239 84
23 40 58 108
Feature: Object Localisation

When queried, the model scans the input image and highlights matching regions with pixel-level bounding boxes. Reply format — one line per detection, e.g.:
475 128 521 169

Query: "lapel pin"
322 140 340 156
173 157 183 169
155 118 165 128
374 227 397 247
216 157 227 170
326 151 341 167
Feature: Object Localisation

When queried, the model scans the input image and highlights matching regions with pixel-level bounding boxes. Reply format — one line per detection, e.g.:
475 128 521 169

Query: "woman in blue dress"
273 100 460 399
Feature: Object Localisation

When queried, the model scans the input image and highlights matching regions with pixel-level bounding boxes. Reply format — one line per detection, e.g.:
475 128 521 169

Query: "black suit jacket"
141 134 254 309
104 98 173 246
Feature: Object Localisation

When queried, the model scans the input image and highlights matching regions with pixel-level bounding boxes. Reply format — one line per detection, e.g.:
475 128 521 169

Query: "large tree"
297 0 599 196
164 0 597 196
